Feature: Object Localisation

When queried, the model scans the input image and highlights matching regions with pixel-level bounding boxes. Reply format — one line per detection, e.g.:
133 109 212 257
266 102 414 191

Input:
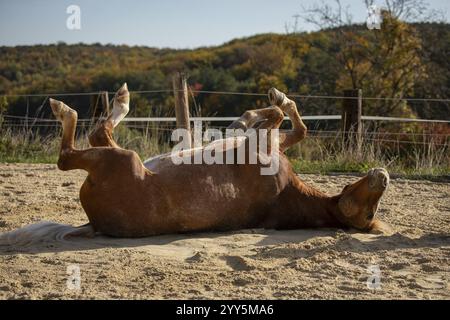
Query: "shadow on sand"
0 226 448 256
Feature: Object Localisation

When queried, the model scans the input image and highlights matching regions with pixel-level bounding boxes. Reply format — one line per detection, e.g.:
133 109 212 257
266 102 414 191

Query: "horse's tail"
0 221 95 247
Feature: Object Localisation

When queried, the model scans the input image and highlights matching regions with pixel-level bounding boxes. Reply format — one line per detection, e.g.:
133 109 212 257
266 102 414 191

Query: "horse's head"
336 168 392 233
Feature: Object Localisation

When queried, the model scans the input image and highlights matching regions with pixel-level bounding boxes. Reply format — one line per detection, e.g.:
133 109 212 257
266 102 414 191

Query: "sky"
0 0 449 48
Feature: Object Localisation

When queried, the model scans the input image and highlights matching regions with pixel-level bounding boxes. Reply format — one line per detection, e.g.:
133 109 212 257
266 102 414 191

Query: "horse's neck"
279 176 343 228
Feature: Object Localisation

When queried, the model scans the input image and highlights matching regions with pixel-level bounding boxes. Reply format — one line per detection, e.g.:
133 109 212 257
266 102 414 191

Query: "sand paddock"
0 163 448 299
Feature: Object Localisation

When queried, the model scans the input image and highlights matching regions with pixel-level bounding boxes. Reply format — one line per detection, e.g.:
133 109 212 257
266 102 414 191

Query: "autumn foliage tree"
0 5 448 121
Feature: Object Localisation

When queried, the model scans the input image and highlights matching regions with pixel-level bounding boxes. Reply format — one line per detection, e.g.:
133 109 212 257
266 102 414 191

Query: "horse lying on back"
0 84 392 245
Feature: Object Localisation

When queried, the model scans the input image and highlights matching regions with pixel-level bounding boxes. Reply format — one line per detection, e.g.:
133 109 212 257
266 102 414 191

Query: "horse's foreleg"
88 83 129 148
227 106 284 131
268 88 307 152
227 106 284 156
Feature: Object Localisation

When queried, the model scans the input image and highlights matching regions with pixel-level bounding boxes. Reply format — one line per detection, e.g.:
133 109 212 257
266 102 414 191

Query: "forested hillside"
0 20 449 120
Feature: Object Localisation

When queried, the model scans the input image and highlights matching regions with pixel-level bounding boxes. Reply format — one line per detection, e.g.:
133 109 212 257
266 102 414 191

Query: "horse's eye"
367 212 375 220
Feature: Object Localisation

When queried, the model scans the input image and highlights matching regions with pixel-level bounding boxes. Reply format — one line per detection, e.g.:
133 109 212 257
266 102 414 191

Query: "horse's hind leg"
88 120 119 148
49 98 78 152
88 83 129 148
49 98 116 172
50 98 89 171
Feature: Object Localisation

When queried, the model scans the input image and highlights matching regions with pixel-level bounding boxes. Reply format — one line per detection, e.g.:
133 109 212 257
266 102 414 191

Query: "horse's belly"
157 164 285 232
79 149 291 236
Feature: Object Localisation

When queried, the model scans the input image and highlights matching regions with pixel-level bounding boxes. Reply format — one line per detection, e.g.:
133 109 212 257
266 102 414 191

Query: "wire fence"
2 117 450 148
2 113 450 124
2 89 450 102
1 89 449 149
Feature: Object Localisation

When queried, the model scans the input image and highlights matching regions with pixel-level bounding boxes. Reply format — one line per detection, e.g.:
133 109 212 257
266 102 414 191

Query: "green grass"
290 159 382 174
0 124 171 164
0 122 448 178
290 158 449 177
287 135 449 177
290 137 449 177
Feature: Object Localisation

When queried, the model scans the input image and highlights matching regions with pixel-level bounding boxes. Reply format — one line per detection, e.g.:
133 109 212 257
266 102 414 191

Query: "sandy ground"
0 163 449 300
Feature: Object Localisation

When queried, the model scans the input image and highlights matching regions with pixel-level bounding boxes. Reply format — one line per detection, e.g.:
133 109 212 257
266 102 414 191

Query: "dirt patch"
0 163 449 299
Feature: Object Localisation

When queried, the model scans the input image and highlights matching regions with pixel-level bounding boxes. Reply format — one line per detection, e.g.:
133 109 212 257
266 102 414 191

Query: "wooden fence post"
100 91 110 116
90 91 110 119
341 89 362 149
172 72 192 148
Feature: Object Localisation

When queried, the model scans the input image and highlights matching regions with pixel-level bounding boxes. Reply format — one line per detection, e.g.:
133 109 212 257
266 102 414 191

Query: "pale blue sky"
0 0 448 48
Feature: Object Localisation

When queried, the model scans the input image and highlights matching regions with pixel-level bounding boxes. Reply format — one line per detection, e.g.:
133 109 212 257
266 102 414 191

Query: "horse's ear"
369 219 394 235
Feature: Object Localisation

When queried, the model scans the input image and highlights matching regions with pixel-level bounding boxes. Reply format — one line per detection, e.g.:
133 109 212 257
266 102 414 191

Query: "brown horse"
1 84 392 244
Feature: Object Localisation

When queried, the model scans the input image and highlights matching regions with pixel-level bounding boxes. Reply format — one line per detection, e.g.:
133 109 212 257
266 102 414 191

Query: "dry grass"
0 115 448 176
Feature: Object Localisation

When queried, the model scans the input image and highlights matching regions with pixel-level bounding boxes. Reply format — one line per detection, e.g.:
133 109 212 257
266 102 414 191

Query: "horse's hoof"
49 98 77 122
268 87 287 106
114 83 130 107
111 83 130 121
228 120 247 131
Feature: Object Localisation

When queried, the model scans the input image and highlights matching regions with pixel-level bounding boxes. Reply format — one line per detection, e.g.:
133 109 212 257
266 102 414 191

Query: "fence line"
2 89 450 103
2 124 448 146
3 114 450 124
2 119 450 137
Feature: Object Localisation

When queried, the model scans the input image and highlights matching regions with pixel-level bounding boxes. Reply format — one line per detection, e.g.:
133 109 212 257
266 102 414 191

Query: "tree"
355 11 424 115
0 96 8 114
300 0 437 116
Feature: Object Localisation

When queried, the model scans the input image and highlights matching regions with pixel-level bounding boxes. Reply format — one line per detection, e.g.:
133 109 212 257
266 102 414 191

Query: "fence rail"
1 86 449 150
3 114 450 123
